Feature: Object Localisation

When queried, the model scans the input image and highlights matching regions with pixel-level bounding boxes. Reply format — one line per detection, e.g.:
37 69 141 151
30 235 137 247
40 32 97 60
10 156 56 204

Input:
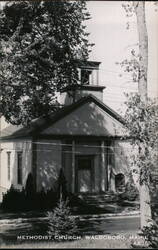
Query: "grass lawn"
0 233 148 249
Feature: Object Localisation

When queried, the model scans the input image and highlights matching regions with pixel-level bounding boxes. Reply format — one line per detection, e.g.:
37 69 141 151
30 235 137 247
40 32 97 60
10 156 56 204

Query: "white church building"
0 61 133 202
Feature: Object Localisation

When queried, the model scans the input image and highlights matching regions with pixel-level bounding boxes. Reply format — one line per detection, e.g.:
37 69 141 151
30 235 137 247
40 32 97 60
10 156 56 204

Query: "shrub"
56 168 68 201
46 198 79 241
1 185 26 211
1 185 58 212
25 173 35 197
140 222 158 249
119 182 139 201
151 182 158 219
118 173 139 202
140 185 158 249
35 188 58 210
0 170 74 212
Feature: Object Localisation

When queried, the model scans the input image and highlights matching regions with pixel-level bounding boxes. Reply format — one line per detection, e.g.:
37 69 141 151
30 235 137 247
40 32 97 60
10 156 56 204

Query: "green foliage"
1 184 58 212
47 198 79 241
123 93 158 185
150 181 158 223
118 49 140 82
140 186 158 248
0 0 92 125
141 223 158 249
124 94 158 144
118 173 139 201
57 168 67 200
25 172 35 197
1 185 26 211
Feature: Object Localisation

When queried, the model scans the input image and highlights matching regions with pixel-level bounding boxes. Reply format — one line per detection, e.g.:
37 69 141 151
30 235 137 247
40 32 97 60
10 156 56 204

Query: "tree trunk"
139 184 152 228
135 1 148 102
134 1 152 228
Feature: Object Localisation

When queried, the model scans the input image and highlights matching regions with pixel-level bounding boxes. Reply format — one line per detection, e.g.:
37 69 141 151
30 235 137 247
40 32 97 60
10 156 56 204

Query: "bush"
139 184 158 249
140 184 158 249
140 222 158 249
151 183 158 219
1 185 58 212
1 170 70 212
25 173 35 197
119 183 139 201
118 173 139 202
1 185 26 211
46 198 79 241
57 168 68 201
34 188 58 210
0 171 60 211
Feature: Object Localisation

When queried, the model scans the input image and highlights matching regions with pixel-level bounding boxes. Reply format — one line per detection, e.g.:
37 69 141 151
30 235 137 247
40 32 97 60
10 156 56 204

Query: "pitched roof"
0 94 125 140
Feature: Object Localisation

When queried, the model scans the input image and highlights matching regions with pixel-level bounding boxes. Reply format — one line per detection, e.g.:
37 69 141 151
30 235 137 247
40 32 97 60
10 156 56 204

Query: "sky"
86 1 158 113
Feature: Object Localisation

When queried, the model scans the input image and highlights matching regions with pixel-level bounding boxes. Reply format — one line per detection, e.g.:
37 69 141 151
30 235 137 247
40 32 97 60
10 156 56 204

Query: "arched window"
115 173 125 192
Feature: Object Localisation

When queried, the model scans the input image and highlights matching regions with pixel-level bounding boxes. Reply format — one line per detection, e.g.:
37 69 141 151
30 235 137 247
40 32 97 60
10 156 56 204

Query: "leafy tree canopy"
124 93 158 185
0 0 92 125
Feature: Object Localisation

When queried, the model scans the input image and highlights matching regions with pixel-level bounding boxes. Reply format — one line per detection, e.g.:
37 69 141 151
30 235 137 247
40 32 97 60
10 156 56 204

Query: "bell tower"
59 60 106 105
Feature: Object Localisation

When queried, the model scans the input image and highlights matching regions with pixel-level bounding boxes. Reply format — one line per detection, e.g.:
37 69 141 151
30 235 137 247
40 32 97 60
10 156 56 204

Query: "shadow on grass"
0 193 140 246
0 215 107 246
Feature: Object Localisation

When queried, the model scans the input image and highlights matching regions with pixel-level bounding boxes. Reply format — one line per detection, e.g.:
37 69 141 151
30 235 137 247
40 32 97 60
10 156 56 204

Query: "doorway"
75 155 94 193
115 173 125 192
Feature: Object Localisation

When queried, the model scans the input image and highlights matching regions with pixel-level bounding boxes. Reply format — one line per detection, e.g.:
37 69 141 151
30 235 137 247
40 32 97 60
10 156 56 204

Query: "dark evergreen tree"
0 0 93 125
25 172 35 197
57 168 67 200
25 173 36 209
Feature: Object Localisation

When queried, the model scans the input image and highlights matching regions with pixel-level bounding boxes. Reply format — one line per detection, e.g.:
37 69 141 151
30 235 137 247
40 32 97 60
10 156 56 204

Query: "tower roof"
60 84 105 93
75 60 101 70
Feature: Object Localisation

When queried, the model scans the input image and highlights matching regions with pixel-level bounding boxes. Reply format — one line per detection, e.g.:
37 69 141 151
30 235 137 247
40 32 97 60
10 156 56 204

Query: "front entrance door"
75 155 94 193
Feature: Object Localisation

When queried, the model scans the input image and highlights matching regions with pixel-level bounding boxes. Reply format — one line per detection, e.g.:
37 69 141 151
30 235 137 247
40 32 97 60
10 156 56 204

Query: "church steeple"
59 60 106 105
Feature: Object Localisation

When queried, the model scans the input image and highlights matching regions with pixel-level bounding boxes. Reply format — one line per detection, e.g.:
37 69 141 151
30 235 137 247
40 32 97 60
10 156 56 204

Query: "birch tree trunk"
134 1 152 228
135 1 148 102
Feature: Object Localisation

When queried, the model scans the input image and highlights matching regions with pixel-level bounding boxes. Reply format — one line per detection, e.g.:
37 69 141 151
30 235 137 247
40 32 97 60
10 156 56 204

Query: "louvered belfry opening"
78 60 100 86
59 60 106 105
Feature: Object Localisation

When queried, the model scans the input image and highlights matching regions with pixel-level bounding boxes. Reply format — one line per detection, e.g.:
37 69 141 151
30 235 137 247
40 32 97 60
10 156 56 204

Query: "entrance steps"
77 192 118 209
70 192 139 215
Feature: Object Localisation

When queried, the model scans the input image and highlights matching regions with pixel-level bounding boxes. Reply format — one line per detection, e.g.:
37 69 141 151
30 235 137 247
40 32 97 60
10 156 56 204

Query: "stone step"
79 194 116 198
78 193 116 198
83 196 115 199
83 198 114 202
83 199 114 203
83 197 114 201
78 193 118 208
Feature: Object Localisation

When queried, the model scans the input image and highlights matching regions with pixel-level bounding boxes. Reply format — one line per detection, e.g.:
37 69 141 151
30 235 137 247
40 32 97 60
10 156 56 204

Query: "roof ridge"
0 95 125 140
